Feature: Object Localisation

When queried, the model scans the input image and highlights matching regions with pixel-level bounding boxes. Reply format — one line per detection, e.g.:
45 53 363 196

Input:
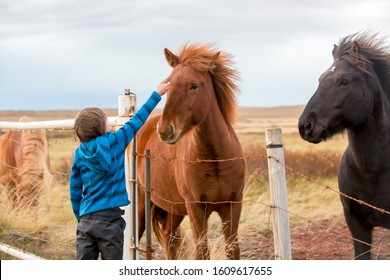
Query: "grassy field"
0 106 352 260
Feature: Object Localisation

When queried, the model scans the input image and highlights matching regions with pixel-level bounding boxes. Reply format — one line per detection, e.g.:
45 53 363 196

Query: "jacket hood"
79 135 111 172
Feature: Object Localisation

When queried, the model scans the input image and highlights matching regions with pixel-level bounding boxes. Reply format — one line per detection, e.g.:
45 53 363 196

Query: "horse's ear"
213 51 220 60
332 44 338 60
209 51 220 69
352 41 360 54
164 48 179 67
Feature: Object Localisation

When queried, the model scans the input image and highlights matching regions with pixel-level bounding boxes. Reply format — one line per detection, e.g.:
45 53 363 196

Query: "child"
70 80 170 260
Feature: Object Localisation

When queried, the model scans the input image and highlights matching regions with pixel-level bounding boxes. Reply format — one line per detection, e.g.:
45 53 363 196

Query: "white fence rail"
0 117 121 131
0 243 45 260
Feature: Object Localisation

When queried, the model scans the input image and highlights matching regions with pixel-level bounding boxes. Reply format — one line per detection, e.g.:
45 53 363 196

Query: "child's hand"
156 79 170 96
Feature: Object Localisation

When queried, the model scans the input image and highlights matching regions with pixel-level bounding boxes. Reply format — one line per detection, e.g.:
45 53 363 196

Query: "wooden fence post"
265 128 292 260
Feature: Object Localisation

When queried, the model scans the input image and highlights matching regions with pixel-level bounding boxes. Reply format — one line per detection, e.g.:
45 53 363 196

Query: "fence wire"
136 152 390 215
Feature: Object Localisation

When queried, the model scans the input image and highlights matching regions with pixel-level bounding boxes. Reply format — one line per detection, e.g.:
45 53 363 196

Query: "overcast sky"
1 0 389 110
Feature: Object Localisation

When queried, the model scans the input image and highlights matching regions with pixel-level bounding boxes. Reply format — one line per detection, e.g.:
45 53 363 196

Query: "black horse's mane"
334 32 390 94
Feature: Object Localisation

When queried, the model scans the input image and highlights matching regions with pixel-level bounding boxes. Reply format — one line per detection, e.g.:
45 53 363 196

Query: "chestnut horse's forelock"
176 43 240 124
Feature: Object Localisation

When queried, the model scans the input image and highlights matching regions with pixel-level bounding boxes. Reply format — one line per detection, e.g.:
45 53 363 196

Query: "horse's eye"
339 79 350 86
190 84 198 90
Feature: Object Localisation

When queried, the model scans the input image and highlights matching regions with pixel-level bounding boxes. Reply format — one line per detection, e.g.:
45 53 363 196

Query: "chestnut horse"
0 116 51 212
299 32 390 259
137 44 246 259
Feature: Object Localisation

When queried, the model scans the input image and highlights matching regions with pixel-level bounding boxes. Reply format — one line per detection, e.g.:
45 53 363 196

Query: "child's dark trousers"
76 207 126 260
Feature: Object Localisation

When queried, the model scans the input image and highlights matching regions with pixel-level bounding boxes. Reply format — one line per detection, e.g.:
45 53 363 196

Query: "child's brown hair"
74 107 107 142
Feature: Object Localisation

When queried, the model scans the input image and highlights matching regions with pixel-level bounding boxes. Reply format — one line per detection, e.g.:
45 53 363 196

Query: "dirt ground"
1 219 389 260
138 220 390 260
245 220 390 260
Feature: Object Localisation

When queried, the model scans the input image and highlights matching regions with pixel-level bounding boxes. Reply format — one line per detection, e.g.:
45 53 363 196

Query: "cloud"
0 0 390 109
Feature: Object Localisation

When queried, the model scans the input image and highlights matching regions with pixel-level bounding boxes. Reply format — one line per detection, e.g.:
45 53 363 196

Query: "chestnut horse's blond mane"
177 43 240 124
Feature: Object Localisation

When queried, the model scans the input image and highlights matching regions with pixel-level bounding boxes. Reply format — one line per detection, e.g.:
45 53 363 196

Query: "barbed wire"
0 127 75 133
1 135 388 217
269 155 390 215
135 152 390 216
1 140 388 216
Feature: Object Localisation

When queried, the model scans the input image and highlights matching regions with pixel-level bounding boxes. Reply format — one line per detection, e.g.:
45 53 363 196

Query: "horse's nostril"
167 125 174 137
158 124 175 140
304 121 312 131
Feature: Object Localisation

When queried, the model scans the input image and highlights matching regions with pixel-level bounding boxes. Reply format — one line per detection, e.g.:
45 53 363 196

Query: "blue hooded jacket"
70 91 161 220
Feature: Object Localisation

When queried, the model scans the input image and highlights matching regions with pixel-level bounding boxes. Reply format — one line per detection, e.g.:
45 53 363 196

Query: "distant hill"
0 106 305 134
0 106 305 121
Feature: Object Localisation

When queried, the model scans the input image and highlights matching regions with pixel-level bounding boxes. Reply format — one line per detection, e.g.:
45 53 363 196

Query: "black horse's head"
298 33 386 143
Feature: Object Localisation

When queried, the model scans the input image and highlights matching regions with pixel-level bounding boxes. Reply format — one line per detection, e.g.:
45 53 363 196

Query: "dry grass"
0 107 348 259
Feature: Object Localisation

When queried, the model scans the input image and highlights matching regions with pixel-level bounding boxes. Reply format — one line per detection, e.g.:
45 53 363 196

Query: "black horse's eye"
190 84 198 90
339 79 350 86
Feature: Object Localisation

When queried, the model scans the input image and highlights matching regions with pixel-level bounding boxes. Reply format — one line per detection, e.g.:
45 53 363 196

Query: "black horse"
298 32 390 259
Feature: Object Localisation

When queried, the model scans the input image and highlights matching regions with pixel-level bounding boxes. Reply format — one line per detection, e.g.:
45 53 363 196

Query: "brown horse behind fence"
0 116 51 212
137 43 246 259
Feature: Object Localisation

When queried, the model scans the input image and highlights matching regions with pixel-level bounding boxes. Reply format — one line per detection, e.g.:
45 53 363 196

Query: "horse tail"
151 204 167 245
151 204 185 259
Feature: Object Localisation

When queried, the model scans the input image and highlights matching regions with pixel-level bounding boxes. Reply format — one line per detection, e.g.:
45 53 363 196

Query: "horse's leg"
186 203 211 260
5 180 18 209
17 172 37 209
161 213 185 260
218 202 242 260
343 208 373 260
